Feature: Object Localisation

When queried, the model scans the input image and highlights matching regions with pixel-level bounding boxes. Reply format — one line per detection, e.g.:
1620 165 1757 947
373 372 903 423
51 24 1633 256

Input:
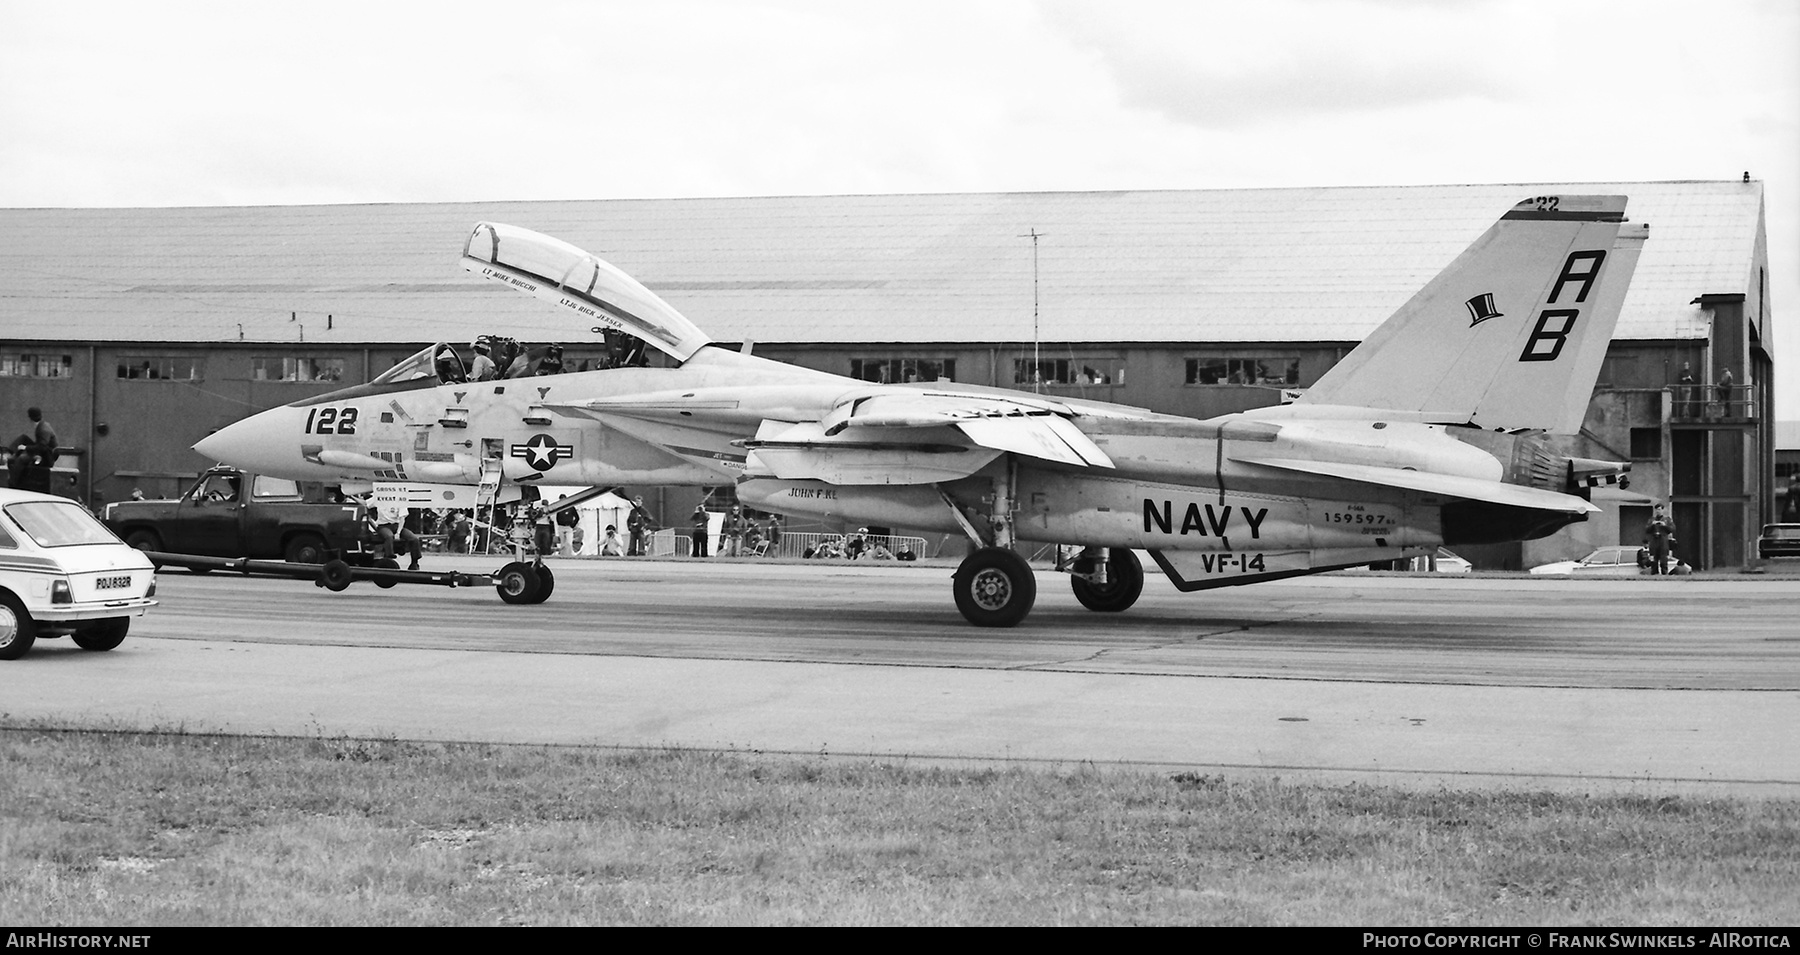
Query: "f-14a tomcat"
196 195 1646 626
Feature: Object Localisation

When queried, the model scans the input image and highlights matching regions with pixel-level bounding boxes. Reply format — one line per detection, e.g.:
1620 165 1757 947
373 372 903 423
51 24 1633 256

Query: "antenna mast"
1020 228 1044 393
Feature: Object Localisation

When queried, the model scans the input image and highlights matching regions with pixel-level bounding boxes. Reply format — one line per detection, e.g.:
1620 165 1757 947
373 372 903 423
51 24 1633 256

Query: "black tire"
72 617 129 652
320 559 354 592
284 533 328 565
1071 549 1145 613
0 592 37 661
495 561 540 604
952 547 1036 628
373 558 400 589
527 565 554 604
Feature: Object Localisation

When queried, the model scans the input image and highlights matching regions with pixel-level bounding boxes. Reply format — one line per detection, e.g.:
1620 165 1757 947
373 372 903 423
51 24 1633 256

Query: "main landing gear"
953 547 1037 627
939 470 1145 628
1067 546 1144 613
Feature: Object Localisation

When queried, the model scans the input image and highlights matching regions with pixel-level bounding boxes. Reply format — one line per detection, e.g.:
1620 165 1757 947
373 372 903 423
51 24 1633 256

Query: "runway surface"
4 556 1796 796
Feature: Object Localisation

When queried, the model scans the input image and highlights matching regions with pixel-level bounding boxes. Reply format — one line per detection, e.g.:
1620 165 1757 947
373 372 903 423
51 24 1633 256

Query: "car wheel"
494 561 541 604
284 533 328 565
1070 548 1144 613
72 617 129 652
0 592 37 661
952 547 1036 628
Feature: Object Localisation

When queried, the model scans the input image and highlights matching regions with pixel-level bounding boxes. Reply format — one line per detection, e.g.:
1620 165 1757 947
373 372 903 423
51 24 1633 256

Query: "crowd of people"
687 504 781 558
432 331 649 385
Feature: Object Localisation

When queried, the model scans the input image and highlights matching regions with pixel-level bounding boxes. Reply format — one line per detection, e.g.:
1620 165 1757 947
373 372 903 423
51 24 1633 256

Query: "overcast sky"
4 0 1796 412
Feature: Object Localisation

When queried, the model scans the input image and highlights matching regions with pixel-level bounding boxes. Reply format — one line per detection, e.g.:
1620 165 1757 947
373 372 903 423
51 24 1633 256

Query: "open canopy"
461 222 713 363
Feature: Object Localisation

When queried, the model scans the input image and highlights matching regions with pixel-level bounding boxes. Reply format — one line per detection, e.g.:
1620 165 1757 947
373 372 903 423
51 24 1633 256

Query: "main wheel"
319 559 354 592
527 565 554 604
494 561 541 604
952 547 1037 628
284 532 328 565
373 558 400 589
73 617 129 652
1071 548 1145 613
0 592 37 661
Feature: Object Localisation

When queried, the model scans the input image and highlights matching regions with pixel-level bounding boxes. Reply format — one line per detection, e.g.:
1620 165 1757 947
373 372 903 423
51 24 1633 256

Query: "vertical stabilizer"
1297 196 1647 433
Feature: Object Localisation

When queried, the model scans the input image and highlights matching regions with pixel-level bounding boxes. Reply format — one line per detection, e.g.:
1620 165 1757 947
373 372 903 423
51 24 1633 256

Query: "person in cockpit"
535 343 565 376
469 336 499 381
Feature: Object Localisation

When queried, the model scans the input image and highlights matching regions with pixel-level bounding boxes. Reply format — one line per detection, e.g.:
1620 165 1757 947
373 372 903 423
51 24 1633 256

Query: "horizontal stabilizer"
1234 457 1598 513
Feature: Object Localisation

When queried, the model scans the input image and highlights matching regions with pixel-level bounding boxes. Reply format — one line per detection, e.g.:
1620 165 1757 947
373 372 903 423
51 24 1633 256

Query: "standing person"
25 407 58 466
719 505 744 557
689 504 710 558
1716 366 1735 414
1677 362 1696 418
554 495 579 555
763 514 782 557
447 511 471 553
626 497 650 556
1643 505 1676 576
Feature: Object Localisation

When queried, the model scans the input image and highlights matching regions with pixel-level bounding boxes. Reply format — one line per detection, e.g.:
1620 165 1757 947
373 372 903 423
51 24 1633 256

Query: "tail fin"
1297 195 1647 433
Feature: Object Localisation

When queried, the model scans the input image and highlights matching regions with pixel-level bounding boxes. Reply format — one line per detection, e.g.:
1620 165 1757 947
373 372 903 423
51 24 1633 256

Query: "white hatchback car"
1 487 157 660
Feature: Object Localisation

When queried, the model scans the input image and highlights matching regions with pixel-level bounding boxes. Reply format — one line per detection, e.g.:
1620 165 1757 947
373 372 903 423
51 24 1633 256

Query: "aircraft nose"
193 407 294 472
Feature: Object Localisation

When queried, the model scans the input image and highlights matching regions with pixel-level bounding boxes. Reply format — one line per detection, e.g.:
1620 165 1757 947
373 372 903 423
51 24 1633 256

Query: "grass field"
2 726 1796 926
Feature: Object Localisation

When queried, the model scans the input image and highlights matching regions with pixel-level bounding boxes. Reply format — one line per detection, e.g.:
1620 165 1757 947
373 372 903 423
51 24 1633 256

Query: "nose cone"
194 406 309 476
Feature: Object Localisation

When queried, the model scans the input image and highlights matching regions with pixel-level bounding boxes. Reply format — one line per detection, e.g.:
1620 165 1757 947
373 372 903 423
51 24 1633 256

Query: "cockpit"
370 332 650 388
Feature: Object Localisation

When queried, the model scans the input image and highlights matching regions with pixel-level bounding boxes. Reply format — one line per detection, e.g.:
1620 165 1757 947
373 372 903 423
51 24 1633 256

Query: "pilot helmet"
543 343 564 357
472 335 491 353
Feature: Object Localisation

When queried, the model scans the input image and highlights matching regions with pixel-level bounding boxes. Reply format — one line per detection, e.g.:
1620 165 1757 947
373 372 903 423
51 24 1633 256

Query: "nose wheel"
953 547 1036 627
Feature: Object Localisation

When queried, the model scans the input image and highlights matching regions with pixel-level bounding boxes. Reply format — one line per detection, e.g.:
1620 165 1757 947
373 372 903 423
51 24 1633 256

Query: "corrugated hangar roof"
0 180 1763 349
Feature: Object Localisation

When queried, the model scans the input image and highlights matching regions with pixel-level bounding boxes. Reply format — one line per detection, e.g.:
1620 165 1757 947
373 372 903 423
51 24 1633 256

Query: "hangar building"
0 180 1775 569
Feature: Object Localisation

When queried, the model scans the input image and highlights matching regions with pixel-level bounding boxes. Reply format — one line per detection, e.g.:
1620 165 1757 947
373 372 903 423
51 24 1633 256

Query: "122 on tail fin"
1296 196 1648 433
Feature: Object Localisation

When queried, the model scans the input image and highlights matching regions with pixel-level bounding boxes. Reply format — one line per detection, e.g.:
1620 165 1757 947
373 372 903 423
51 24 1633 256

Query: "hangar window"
251 357 346 382
117 357 202 381
0 353 73 378
1630 427 1663 460
1013 359 1116 386
851 358 955 384
1186 357 1299 386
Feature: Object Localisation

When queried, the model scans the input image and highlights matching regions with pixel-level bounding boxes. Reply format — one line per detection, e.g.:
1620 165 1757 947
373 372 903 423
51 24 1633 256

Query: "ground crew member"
1643 505 1676 576
25 408 58 467
627 497 650 556
367 498 423 570
689 504 710 557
